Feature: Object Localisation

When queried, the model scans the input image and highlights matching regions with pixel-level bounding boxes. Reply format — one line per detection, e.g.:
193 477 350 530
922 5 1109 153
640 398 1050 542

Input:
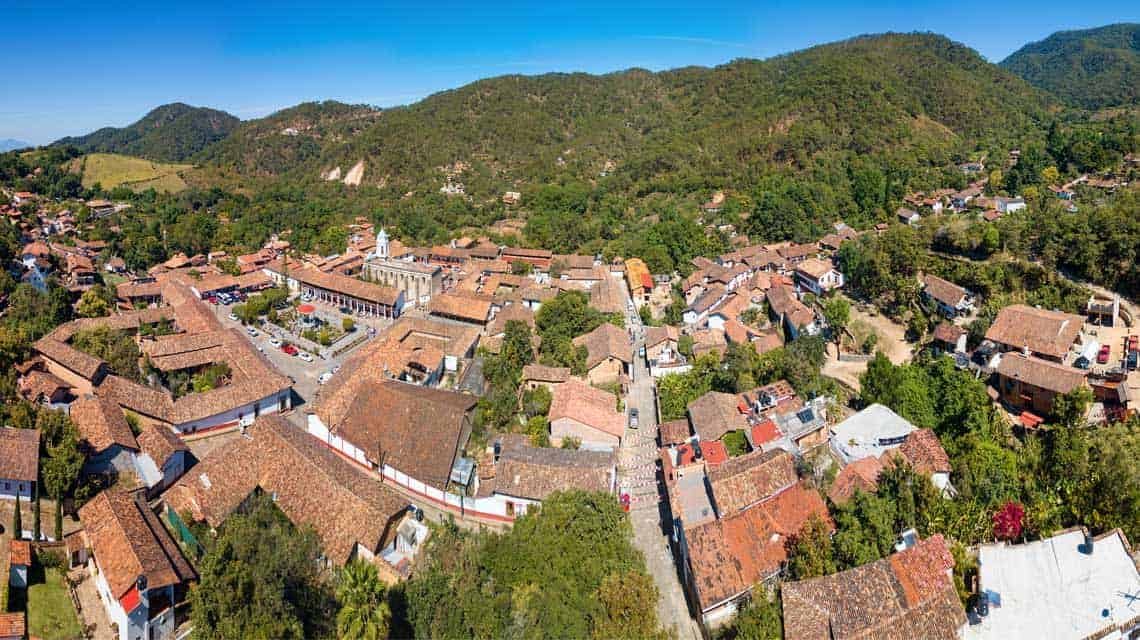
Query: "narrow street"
618 279 703 640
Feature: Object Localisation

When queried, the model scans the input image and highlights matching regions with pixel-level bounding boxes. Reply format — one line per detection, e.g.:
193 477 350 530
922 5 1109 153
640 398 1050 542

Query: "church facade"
361 229 443 309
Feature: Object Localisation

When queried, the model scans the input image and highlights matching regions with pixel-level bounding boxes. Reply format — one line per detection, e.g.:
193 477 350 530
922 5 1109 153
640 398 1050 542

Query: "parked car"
1098 344 1112 364
246 327 259 337
629 407 639 429
638 346 646 358
282 344 298 356
269 338 282 348
318 372 333 385
227 313 239 322
298 351 314 362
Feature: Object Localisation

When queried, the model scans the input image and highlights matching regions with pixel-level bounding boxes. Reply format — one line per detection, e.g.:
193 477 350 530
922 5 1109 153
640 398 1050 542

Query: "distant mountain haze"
0 139 31 152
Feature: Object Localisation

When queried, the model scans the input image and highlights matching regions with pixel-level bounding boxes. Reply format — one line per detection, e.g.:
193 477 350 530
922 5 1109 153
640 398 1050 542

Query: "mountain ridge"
1001 23 1140 109
52 103 240 162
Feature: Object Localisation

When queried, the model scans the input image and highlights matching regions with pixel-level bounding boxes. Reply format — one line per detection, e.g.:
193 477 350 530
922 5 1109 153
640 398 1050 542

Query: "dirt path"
821 302 912 392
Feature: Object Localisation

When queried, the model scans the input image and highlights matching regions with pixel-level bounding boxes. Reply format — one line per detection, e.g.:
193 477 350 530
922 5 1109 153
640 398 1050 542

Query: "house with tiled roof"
922 274 974 318
681 480 830 628
549 378 625 450
309 377 478 492
134 425 191 495
781 534 966 640
794 258 844 295
428 292 493 327
932 322 967 354
985 304 1084 363
766 284 818 339
572 322 632 386
77 489 197 640
164 415 414 575
828 429 953 504
0 427 40 501
995 352 1089 416
477 435 615 517
0 612 24 640
520 363 570 391
70 395 139 476
36 284 293 436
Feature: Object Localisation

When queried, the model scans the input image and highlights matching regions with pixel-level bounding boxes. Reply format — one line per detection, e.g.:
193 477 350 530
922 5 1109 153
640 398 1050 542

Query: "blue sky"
3 1 1137 144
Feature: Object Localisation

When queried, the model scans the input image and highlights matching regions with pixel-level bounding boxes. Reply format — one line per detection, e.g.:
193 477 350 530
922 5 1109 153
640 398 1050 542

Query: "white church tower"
376 228 389 260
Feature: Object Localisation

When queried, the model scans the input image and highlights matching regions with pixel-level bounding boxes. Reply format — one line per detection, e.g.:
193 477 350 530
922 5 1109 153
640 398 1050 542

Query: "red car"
1097 344 1111 364
281 344 299 356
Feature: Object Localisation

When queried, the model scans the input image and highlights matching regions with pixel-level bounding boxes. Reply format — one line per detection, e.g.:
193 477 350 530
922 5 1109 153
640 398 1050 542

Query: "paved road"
618 282 703 640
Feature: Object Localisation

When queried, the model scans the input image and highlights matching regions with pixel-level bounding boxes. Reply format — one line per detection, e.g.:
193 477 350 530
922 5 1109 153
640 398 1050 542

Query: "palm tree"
335 560 391 640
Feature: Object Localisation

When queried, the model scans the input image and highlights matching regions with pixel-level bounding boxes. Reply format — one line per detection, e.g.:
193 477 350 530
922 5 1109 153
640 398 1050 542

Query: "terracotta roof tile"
781 534 964 640
71 395 138 454
687 391 748 442
686 482 830 611
708 449 797 517
78 489 196 600
985 304 1083 360
163 415 408 565
489 435 614 501
0 427 40 482
996 352 1087 394
136 424 188 467
572 323 632 370
548 378 625 439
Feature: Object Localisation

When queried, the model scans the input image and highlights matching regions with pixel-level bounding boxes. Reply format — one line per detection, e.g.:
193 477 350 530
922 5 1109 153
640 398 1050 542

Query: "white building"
962 528 1140 640
361 229 443 309
77 490 196 640
0 427 40 501
829 403 916 464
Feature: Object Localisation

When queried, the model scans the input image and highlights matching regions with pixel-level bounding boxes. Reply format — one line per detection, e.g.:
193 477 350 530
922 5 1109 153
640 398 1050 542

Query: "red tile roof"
686 482 830 611
0 427 40 482
549 378 625 439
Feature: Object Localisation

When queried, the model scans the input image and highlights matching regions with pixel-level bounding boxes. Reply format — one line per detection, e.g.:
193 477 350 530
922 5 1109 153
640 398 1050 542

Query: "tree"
191 494 334 640
42 436 84 504
1052 386 1093 427
821 296 850 348
717 589 783 640
992 501 1025 541
342 317 355 332
407 491 662 639
1041 166 1060 186
76 287 112 318
70 325 143 381
12 492 22 539
33 486 41 541
336 561 391 640
786 515 835 579
55 499 63 542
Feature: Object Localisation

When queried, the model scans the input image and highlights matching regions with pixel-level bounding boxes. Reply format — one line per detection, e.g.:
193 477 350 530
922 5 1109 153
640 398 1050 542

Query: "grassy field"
26 568 83 640
68 152 192 193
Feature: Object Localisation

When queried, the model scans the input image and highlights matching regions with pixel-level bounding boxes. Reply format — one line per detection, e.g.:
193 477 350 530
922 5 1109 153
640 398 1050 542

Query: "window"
3 482 9 491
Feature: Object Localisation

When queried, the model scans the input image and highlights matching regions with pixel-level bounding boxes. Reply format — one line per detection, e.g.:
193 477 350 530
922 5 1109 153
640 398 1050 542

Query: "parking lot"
209 297 373 404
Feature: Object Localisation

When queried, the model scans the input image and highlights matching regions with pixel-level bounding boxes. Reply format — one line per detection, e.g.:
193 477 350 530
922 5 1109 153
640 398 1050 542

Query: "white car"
246 327 259 337
318 372 333 385
227 313 239 322
268 338 282 348
298 351 314 362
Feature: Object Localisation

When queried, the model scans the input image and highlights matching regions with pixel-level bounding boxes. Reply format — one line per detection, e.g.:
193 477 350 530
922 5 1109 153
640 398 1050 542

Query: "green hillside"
53 103 239 162
67 152 193 193
1001 23 1140 109
196 33 1047 201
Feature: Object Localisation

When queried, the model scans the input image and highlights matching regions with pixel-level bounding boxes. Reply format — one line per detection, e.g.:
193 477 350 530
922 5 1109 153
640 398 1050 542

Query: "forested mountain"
53 103 239 162
197 33 1049 200
194 101 379 177
1001 24 1140 110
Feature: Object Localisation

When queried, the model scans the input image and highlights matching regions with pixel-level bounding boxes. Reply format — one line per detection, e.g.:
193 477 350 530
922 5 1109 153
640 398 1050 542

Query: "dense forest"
1002 23 1140 110
52 103 240 162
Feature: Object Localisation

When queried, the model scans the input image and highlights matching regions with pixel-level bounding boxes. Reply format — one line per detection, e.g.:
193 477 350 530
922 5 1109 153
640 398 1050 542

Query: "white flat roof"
962 529 1140 640
829 403 916 463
